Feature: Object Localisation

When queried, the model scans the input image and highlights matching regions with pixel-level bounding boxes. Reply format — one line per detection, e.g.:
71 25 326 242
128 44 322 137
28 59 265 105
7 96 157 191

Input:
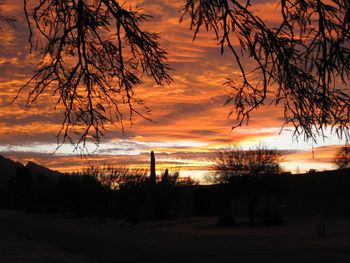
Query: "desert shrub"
2 162 197 221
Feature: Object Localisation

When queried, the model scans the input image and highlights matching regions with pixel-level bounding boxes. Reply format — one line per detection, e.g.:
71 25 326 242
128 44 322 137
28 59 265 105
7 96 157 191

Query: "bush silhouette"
1 155 197 221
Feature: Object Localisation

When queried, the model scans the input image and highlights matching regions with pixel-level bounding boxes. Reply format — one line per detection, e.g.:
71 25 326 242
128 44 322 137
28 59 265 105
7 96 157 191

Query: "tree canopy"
211 145 282 183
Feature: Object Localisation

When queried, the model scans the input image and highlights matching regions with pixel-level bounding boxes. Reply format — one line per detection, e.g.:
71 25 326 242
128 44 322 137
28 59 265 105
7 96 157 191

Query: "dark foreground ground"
0 210 349 263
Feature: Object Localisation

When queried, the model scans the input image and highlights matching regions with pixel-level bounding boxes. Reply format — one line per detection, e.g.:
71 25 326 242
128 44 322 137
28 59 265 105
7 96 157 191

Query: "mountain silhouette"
0 155 63 186
0 155 24 186
26 161 62 178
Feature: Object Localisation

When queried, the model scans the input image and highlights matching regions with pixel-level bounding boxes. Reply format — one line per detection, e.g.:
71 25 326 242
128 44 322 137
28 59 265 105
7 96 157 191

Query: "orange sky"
0 0 347 180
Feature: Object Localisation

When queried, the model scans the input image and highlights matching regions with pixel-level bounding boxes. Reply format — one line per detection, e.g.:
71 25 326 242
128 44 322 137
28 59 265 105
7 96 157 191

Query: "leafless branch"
182 0 350 141
18 0 172 149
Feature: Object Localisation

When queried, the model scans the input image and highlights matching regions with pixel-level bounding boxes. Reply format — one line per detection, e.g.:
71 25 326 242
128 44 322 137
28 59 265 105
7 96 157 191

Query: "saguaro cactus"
150 151 156 185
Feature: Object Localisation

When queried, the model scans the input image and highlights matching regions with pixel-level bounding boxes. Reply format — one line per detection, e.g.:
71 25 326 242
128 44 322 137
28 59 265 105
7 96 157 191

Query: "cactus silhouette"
162 168 169 183
150 151 156 185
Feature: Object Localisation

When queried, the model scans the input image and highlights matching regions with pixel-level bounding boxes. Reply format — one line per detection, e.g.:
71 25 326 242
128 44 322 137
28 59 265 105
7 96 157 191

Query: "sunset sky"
0 0 347 181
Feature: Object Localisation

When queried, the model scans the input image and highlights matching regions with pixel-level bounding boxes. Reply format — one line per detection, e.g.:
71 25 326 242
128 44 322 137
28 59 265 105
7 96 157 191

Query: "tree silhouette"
333 145 350 169
18 0 172 147
211 145 283 224
211 145 282 183
182 0 350 141
5 0 350 145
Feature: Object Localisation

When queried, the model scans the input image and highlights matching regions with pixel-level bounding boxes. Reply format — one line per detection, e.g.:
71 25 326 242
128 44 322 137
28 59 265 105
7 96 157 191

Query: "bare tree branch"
5 0 350 147
182 0 350 142
18 0 172 148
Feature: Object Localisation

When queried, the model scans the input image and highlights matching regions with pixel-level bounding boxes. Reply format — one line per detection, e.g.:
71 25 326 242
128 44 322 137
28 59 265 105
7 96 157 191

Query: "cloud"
0 0 346 178
0 144 341 178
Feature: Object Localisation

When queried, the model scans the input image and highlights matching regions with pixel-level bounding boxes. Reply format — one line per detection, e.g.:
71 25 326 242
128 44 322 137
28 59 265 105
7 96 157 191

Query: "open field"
0 210 350 262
